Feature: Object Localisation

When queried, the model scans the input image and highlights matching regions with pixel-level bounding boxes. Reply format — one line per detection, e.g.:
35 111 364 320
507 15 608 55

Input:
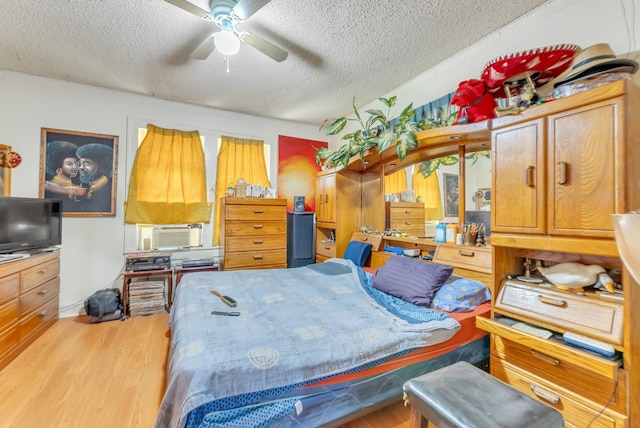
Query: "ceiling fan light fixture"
215 30 240 55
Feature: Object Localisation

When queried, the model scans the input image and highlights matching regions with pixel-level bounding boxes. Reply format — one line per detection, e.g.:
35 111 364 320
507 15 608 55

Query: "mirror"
464 151 492 236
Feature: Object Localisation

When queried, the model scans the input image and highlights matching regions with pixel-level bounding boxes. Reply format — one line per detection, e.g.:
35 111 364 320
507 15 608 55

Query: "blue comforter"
155 258 460 428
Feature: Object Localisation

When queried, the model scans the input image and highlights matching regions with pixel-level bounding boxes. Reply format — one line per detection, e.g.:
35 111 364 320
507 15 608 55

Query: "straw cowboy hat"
553 43 638 87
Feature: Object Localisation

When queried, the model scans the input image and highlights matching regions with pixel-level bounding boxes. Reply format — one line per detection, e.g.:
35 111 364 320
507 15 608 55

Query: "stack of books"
128 279 166 317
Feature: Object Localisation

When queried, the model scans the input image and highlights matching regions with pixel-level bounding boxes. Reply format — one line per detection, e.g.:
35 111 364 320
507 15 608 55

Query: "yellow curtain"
384 169 408 194
124 124 211 224
213 136 271 246
413 167 444 220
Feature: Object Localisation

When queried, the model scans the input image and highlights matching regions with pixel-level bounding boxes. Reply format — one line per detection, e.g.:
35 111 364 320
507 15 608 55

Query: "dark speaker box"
293 196 305 212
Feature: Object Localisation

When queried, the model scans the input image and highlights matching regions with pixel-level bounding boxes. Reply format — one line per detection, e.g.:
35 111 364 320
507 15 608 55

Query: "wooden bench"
403 361 564 428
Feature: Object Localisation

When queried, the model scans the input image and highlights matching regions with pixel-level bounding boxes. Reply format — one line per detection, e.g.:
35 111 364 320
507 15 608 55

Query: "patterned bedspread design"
155 259 460 428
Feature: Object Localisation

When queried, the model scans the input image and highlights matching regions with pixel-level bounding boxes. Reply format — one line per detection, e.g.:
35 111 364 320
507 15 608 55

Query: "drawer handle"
404 210 412 214
531 384 560 404
39 309 48 318
537 295 566 307
253 255 264 260
531 350 560 366
526 166 535 188
324 246 331 250
253 239 264 244
38 288 49 295
39 268 50 274
458 250 475 257
253 209 264 214
360 237 368 241
253 224 264 229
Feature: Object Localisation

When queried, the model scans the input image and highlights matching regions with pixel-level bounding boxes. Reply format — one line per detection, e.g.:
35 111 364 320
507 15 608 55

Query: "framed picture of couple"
39 128 119 217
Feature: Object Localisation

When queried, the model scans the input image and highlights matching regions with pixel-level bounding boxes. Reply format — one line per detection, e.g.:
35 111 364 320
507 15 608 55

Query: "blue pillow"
343 241 372 267
371 256 453 306
431 275 491 312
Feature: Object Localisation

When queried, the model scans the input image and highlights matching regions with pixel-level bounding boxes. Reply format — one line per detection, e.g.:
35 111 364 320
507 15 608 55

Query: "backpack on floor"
84 288 123 323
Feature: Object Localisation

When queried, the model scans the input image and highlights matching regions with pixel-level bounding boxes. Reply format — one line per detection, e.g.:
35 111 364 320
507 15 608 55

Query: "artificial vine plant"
315 96 420 169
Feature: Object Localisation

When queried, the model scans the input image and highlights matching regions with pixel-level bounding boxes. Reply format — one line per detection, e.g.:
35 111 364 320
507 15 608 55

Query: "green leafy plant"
316 96 420 169
418 150 491 178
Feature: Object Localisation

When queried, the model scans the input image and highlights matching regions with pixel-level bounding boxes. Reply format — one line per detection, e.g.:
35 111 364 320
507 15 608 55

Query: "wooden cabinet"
315 173 336 224
385 202 425 236
483 80 640 427
221 197 287 270
315 169 382 260
0 251 60 371
493 92 625 238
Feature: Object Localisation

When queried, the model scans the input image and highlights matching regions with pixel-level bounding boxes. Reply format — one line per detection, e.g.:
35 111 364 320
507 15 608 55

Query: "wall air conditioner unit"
152 226 192 249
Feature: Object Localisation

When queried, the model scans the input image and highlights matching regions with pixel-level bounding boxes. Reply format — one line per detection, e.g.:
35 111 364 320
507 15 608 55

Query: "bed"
155 257 491 428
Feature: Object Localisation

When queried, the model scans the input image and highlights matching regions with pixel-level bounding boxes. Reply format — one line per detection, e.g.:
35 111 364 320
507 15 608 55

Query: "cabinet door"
492 119 546 234
316 173 336 224
548 99 621 238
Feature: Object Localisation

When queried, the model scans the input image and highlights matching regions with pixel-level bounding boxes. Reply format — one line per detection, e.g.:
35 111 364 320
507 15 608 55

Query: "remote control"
511 322 553 339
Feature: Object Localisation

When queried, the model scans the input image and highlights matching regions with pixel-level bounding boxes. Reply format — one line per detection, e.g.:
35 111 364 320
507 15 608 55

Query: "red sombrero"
481 44 580 98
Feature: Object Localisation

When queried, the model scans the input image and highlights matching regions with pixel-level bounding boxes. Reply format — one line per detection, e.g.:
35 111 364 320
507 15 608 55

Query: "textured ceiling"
0 0 550 126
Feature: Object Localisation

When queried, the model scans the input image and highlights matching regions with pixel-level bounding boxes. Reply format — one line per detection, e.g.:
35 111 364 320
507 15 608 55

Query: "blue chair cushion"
343 241 373 267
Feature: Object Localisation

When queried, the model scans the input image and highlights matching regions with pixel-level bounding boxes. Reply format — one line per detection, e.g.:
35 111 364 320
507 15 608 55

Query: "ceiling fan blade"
164 0 214 20
191 34 217 60
232 0 271 20
240 32 288 62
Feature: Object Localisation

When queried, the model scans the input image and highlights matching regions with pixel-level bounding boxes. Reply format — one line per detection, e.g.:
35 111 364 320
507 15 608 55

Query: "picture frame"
474 187 491 210
39 128 118 217
443 173 459 217
0 144 12 196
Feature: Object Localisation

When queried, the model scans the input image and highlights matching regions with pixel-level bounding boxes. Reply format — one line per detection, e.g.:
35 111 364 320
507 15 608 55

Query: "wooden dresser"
385 201 425 237
0 251 60 371
221 197 287 270
476 80 640 427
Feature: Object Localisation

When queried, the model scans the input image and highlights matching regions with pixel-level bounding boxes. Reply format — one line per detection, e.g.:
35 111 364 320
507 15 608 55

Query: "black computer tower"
287 212 315 268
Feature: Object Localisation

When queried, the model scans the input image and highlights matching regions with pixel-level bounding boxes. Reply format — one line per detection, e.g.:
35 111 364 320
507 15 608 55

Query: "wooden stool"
403 361 564 428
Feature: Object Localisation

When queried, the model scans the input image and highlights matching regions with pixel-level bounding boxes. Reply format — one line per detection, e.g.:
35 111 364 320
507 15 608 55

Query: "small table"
122 268 173 317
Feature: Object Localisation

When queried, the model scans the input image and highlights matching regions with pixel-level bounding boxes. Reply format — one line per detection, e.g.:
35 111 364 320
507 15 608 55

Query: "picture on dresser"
0 144 11 196
39 128 118 217
443 173 459 217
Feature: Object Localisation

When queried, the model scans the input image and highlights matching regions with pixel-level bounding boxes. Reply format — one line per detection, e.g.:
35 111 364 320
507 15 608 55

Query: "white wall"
0 71 322 317
2 0 639 318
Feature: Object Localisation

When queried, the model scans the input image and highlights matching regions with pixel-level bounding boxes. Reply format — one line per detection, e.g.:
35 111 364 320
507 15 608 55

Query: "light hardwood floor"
0 313 411 428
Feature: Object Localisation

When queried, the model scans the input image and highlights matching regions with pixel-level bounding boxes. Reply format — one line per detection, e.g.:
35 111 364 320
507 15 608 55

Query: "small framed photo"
0 144 12 196
39 128 118 217
443 173 459 217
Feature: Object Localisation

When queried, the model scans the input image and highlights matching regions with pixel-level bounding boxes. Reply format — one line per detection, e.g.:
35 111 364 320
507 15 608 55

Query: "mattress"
156 259 489 427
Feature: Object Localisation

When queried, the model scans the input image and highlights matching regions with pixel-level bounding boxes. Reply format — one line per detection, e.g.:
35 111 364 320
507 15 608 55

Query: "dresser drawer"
0 324 19 361
0 298 19 332
223 250 287 270
476 316 620 380
388 205 425 219
492 358 625 428
388 220 424 233
350 233 383 251
0 273 20 305
433 245 491 273
20 277 60 317
225 205 286 221
19 296 59 342
493 334 625 412
495 281 624 345
225 235 286 252
225 221 286 236
316 242 336 258
21 258 60 293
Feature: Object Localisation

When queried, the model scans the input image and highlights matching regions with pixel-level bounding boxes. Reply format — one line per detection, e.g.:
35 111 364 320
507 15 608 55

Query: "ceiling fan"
165 0 288 62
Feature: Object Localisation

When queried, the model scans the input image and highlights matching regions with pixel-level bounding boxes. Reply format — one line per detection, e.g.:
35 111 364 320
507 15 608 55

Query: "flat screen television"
0 196 62 254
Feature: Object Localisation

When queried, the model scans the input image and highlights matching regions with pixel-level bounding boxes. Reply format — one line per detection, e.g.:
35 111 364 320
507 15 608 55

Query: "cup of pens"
463 222 478 245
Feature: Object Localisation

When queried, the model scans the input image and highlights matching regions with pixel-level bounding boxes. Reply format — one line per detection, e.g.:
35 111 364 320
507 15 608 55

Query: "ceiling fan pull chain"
225 54 230 73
